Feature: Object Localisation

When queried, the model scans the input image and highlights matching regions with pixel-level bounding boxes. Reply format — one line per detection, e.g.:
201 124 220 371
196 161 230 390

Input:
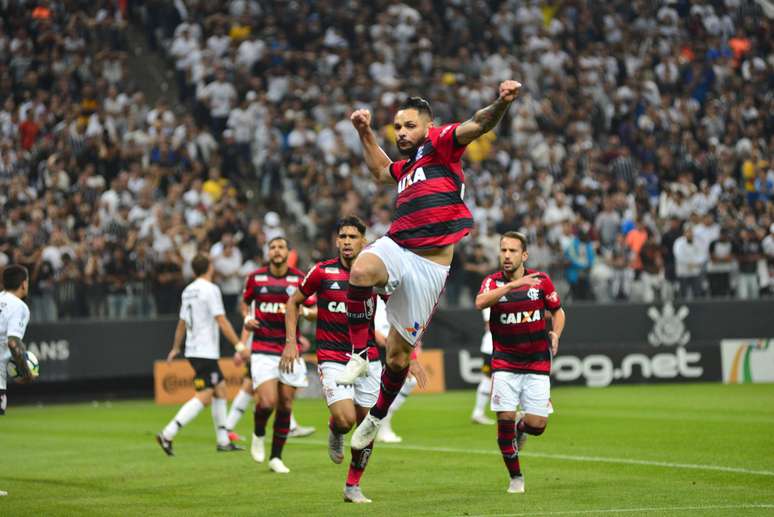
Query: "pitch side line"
292 440 774 477
461 503 774 517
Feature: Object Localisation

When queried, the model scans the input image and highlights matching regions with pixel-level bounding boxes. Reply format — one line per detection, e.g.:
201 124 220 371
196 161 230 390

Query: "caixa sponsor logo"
26 340 70 361
552 349 704 387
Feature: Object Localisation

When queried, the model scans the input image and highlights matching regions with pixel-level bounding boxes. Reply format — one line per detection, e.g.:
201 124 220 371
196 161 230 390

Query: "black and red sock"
346 440 374 487
497 419 521 478
370 365 409 420
253 405 273 437
270 409 291 459
347 284 374 356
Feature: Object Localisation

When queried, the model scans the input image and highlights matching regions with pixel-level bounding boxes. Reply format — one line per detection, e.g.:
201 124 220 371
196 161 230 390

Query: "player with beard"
339 82 522 464
281 216 409 503
241 237 316 473
475 231 565 493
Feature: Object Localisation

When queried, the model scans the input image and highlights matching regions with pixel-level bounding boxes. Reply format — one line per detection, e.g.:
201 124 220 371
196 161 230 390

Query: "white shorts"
0 357 7 391
490 371 551 417
319 361 382 408
251 353 308 389
362 236 450 346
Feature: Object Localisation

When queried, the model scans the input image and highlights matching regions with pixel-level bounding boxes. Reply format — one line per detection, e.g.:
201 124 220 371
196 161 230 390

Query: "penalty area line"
291 440 774 477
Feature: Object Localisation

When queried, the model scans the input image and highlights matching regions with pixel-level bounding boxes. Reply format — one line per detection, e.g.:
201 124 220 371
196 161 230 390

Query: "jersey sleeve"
242 274 254 303
298 264 322 298
479 275 497 294
430 123 466 163
6 303 30 340
542 274 562 311
209 285 226 317
389 160 406 182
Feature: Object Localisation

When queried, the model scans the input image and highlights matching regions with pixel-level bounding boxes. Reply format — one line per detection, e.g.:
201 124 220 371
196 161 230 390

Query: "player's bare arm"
8 336 33 382
351 109 393 184
474 273 541 310
409 358 428 389
280 289 306 373
548 308 566 356
455 80 521 146
215 315 248 359
167 319 186 362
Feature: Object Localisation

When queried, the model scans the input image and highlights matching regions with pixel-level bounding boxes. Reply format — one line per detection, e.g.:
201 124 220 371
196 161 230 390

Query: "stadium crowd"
0 0 772 321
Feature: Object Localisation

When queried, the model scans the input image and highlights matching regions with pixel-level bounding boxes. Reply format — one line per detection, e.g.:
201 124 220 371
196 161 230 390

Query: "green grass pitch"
2 384 773 516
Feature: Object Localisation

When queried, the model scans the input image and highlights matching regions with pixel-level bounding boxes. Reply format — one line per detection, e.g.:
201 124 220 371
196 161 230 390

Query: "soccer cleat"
351 414 381 450
515 411 527 451
0 490 8 496
335 353 369 385
216 443 245 452
268 457 290 474
471 412 496 425
376 424 403 443
288 425 316 438
156 433 174 456
228 431 245 442
251 434 265 463
507 475 525 493
343 485 372 503
328 428 345 464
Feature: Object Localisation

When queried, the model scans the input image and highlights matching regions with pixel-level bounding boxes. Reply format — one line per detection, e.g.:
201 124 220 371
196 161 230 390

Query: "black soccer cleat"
156 433 174 456
216 443 245 452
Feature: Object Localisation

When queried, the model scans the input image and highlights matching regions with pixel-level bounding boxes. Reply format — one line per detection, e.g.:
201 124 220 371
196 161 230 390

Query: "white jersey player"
156 253 249 455
0 265 36 416
471 307 495 425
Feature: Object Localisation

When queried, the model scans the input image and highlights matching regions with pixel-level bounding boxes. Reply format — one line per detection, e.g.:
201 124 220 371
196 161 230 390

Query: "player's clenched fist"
498 80 522 102
350 109 372 132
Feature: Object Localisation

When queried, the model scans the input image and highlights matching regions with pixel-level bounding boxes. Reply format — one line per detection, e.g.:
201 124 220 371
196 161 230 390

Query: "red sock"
347 284 374 356
498 419 521 478
270 410 291 459
346 440 374 486
370 365 409 420
253 405 273 437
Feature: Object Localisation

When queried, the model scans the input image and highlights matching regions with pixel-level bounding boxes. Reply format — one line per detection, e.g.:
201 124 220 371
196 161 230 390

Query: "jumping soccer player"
156 254 247 455
470 307 496 425
475 231 565 493
342 80 522 456
242 236 315 473
282 216 384 503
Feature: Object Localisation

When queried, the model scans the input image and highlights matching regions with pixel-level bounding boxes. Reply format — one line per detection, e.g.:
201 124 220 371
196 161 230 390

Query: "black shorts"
482 354 492 377
187 358 224 391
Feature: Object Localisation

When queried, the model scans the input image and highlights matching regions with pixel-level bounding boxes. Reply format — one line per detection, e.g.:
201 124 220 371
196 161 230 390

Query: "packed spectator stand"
0 0 772 322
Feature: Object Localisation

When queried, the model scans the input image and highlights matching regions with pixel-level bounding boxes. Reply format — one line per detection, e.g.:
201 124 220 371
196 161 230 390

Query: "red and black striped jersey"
298 258 379 364
479 269 562 375
242 266 312 355
386 123 474 250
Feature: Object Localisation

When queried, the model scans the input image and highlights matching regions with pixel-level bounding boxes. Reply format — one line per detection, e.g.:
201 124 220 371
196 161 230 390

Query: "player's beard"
397 139 420 157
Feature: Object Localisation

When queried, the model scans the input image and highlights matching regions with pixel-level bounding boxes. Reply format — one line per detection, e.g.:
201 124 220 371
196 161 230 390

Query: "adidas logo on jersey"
330 282 341 290
260 286 268 294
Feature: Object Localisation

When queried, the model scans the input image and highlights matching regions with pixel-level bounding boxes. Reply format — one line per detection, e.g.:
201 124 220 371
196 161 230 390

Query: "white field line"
461 503 774 517
292 439 774 477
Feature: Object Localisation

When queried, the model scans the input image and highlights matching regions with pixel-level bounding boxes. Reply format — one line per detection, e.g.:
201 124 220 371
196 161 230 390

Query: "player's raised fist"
350 109 372 132
498 80 522 102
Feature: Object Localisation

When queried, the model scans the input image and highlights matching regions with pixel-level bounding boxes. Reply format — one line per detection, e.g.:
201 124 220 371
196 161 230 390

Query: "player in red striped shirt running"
475 231 566 494
282 216 386 504
343 81 522 456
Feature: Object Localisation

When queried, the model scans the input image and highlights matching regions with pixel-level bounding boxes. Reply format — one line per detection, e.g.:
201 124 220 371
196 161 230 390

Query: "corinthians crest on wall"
647 302 690 347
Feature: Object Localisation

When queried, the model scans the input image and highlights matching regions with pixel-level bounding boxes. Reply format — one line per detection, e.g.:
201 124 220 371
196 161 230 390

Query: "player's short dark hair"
398 96 433 119
2 264 28 290
268 236 289 248
501 231 528 251
192 254 210 277
336 215 367 236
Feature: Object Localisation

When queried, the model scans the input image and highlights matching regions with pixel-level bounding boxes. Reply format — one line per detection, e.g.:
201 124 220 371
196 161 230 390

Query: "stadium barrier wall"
16 300 773 395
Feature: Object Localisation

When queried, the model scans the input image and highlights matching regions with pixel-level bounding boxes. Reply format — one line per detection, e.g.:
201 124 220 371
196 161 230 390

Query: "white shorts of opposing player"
490 372 551 417
250 354 308 389
320 361 381 407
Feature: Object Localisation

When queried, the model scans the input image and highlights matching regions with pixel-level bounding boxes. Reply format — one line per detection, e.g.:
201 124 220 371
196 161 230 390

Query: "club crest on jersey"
500 310 541 324
397 167 427 194
286 286 296 296
527 288 540 301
